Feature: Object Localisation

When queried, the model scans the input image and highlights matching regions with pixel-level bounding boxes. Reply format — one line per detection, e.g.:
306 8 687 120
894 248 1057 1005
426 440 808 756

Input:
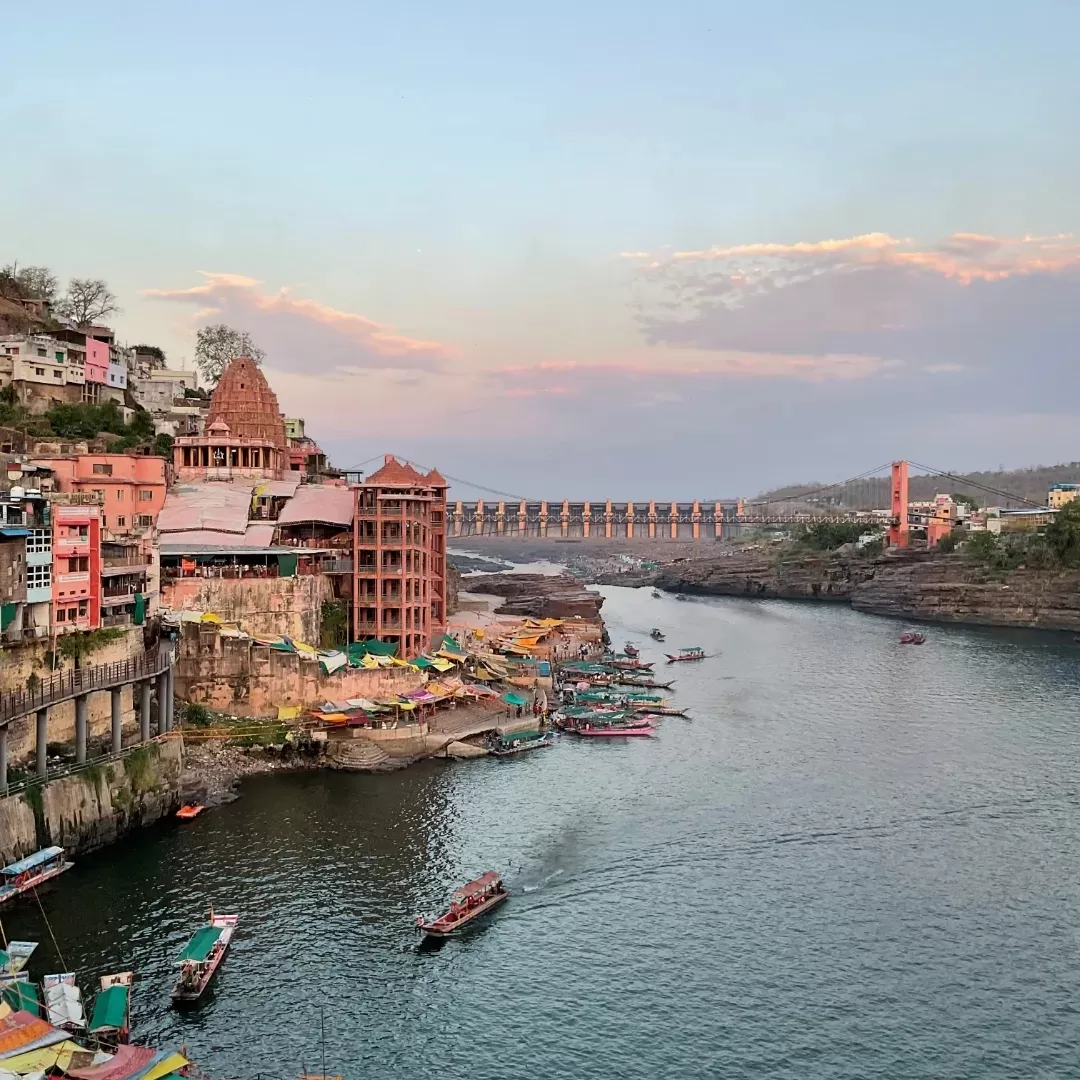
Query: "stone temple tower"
205 357 288 447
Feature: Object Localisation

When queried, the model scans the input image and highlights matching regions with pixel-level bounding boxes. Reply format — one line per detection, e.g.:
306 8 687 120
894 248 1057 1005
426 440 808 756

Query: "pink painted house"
84 337 110 385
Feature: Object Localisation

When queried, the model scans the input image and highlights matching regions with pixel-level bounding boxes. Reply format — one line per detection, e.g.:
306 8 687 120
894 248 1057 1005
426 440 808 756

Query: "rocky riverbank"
649 547 1080 632
461 572 605 619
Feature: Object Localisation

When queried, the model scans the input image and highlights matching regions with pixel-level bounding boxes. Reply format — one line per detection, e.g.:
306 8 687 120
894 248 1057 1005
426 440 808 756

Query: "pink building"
85 338 110 385
33 454 169 535
52 503 101 632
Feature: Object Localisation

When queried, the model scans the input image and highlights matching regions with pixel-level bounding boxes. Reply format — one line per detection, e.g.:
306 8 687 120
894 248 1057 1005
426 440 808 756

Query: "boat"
899 631 926 645
639 707 689 717
573 722 656 738
614 677 673 690
43 973 85 1032
489 730 554 756
89 972 132 1045
665 647 707 663
650 629 665 641
172 911 238 1004
416 872 508 938
0 846 73 906
651 591 661 599
623 642 640 657
0 941 37 976
675 594 689 602
176 803 205 820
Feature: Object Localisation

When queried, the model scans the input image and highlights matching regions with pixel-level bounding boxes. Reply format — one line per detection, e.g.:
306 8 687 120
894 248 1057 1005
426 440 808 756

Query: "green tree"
152 433 174 459
951 492 980 511
799 522 872 550
1044 502 1080 567
965 530 998 561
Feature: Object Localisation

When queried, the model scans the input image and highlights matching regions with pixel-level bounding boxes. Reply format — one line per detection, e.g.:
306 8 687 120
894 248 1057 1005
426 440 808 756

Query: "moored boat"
0 846 73 906
176 803 205 820
573 722 656 737
172 911 238 1005
89 972 132 1045
489 730 555 756
43 972 85 1032
899 631 926 645
623 642 640 657
416 872 508 938
665 646 707 663
651 590 661 599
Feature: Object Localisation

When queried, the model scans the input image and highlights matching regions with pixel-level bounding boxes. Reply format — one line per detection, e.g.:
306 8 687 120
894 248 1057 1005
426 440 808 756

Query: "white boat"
43 972 86 1031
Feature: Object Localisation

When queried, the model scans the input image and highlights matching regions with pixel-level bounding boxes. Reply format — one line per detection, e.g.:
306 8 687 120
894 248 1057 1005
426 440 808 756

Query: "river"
9 587 1080 1079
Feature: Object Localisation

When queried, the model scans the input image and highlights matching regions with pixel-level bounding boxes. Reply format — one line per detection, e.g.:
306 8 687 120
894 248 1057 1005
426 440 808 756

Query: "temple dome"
206 357 287 447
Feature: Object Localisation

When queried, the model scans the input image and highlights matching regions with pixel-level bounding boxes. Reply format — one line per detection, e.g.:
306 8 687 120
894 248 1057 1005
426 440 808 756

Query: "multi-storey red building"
52 501 101 632
352 456 448 658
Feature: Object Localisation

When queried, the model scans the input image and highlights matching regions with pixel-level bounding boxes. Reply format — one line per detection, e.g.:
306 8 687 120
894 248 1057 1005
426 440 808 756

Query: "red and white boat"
416 872 508 938
573 722 656 737
0 847 73 906
665 647 707 663
172 910 237 1004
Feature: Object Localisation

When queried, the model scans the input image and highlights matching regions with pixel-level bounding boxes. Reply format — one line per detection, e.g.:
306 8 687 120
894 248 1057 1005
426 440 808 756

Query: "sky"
3 1 1079 499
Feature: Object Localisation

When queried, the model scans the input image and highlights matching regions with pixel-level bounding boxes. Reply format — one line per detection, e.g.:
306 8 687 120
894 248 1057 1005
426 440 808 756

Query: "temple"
173 357 288 481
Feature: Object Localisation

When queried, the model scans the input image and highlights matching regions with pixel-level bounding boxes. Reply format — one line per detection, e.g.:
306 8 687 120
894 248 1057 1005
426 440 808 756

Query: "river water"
9 588 1080 1079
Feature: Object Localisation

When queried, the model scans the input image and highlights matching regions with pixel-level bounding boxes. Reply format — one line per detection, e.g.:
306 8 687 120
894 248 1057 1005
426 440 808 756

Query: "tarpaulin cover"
177 925 222 963
318 652 347 675
411 656 435 669
42 978 83 1028
275 485 354 527
0 1009 63 1056
88 985 127 1032
67 1043 158 1080
1 981 39 1016
277 705 301 721
349 639 398 657
0 1038 85 1073
501 692 529 706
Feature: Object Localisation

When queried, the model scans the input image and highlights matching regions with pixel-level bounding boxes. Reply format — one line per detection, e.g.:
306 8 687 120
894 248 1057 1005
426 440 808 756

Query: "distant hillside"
756 463 1080 510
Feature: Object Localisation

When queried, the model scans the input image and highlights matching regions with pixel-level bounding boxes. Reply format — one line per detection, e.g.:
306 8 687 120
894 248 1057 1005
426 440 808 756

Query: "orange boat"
176 804 205 821
416 872 508 938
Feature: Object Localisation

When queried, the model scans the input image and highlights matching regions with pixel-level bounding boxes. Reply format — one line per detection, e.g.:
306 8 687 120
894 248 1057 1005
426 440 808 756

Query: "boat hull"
573 725 656 737
0 862 74 906
172 919 236 1005
418 890 509 937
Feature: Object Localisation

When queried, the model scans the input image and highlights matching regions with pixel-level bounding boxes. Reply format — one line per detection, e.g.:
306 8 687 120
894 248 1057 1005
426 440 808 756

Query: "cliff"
650 548 1080 632
461 573 604 620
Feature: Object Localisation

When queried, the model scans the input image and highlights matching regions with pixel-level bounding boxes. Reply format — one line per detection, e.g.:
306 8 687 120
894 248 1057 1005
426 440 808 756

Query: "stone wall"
174 623 424 716
161 572 334 643
0 628 148 763
0 738 183 863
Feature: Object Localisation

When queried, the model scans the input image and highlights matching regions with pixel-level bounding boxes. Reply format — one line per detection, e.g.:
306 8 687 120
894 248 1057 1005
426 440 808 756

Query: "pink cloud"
144 272 454 371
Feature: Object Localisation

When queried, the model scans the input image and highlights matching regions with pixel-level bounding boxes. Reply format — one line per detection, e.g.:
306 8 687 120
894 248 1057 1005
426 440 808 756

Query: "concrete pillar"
111 687 123 754
156 672 168 734
36 708 48 777
75 695 88 764
0 726 8 795
140 680 152 742
166 666 175 730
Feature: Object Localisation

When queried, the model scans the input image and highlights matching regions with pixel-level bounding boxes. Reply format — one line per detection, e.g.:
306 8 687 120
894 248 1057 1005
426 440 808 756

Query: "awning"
88 985 127 1033
501 691 529 707
177 925 221 963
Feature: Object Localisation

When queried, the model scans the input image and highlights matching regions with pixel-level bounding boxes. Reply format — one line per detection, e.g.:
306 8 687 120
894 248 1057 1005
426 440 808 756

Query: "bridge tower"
583 502 591 538
626 502 634 539
888 460 910 548
540 501 548 537
605 500 613 539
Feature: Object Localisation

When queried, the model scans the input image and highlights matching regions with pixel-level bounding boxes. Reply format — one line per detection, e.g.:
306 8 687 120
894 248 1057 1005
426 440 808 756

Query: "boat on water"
43 972 85 1032
489 730 554 756
615 677 673 690
650 629 665 641
416 872 508 938
899 631 926 645
665 646 707 663
176 803 205 820
573 722 656 738
172 911 238 1004
0 846 73 906
675 594 689 602
623 642 640 657
604 656 654 671
651 590 661 599
89 972 132 1045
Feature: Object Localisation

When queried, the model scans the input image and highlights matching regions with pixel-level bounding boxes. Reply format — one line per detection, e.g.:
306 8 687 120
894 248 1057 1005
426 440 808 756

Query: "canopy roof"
2 847 64 877
501 691 528 706
88 984 128 1032
177 925 222 964
276 484 354 527
452 871 501 900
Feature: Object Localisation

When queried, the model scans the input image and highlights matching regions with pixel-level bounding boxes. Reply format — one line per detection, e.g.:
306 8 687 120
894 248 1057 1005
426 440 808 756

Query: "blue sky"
3 1 1078 497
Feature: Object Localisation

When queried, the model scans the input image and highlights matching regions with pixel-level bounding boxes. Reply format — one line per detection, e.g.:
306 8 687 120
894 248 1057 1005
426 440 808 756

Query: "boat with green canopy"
89 971 132 1045
489 729 554 756
172 910 237 1005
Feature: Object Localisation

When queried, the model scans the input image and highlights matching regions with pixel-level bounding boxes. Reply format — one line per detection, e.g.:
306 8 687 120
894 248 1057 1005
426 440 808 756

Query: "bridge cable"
907 461 1045 508
743 463 895 507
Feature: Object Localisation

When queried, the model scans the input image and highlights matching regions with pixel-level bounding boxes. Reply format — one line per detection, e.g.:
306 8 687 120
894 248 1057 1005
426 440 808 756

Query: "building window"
35 367 45 377
136 515 153 528
93 489 104 501
139 490 153 502
92 463 113 476
27 564 51 590
116 516 126 527
36 348 46 358
55 352 64 362
26 528 50 554
78 601 87 617
115 489 124 501
56 608 66 622
53 370 63 379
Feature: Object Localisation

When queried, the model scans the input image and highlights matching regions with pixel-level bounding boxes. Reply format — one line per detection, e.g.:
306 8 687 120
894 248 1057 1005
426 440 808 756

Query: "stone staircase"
326 737 394 771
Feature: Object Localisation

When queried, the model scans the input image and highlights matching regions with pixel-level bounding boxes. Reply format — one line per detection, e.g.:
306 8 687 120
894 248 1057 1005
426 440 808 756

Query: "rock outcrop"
462 573 604 620
649 547 1080 632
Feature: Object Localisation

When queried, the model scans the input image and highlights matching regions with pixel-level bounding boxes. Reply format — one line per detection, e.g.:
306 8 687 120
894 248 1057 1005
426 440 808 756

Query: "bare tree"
57 277 120 326
194 324 265 384
0 264 59 303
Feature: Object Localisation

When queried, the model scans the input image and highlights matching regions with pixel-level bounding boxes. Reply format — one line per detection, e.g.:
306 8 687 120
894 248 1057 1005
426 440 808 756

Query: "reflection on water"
9 588 1080 1078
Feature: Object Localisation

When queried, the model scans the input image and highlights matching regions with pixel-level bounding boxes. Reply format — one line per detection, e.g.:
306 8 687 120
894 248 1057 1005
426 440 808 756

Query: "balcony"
101 612 133 627
321 559 353 574
102 557 149 577
102 583 138 600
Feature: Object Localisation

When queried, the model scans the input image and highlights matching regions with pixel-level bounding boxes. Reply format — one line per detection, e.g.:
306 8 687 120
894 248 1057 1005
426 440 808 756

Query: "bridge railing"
0 649 173 725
